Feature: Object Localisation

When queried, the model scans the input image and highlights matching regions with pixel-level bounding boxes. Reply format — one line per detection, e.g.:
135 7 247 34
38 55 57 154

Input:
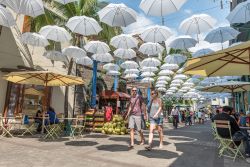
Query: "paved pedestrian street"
0 122 249 167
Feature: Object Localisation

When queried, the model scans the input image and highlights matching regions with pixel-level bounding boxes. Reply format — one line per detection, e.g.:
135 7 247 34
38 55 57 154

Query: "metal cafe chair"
0 116 14 137
70 115 85 139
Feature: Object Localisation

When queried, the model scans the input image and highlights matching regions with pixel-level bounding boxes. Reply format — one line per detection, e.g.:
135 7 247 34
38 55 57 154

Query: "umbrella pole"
42 85 49 134
161 17 165 26
91 60 98 108
232 90 236 111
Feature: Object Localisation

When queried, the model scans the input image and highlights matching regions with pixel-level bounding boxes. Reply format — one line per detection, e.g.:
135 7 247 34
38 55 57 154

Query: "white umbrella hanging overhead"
107 70 121 76
0 5 16 27
84 41 110 54
155 84 166 88
139 42 164 56
174 74 188 80
170 83 181 87
140 25 172 43
226 0 250 24
141 57 161 67
156 80 168 85
168 37 197 50
164 54 187 64
62 46 86 59
20 32 49 47
158 69 174 76
98 3 137 27
75 57 93 66
141 77 154 83
169 87 178 91
3 0 44 17
161 63 179 70
157 87 167 92
125 73 138 79
157 76 171 81
43 50 68 62
120 60 139 69
124 69 140 74
141 66 158 72
110 34 138 49
192 48 214 58
66 16 102 36
114 48 136 59
183 82 194 87
141 72 155 77
172 79 184 84
103 63 120 71
92 53 113 63
179 14 216 35
39 25 72 42
53 0 77 5
176 67 184 74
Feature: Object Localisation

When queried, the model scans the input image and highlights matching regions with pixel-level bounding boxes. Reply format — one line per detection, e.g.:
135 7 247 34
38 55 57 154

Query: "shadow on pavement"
108 136 130 143
38 137 70 142
137 150 178 159
96 144 129 152
83 134 109 139
168 137 195 141
65 141 98 146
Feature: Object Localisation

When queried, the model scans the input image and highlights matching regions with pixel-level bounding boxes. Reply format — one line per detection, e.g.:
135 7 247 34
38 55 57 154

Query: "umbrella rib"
14 74 42 84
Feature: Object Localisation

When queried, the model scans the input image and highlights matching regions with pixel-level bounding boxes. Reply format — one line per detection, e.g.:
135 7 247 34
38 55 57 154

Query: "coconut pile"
102 115 128 135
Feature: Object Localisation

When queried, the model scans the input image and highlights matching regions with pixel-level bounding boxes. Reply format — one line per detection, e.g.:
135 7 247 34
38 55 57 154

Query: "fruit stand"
102 115 128 135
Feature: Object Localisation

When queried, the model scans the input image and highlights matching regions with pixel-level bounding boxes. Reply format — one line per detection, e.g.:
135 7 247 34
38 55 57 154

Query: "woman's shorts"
149 117 163 126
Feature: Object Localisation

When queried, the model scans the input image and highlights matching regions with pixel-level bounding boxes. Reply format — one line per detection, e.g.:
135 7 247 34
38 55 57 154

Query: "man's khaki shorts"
128 115 142 131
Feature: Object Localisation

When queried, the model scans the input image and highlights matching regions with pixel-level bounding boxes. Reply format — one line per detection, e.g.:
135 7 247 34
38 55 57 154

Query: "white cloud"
184 9 192 15
122 13 154 34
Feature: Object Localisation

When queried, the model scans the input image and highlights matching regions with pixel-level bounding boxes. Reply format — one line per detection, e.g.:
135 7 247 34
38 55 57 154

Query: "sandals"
145 145 152 151
128 145 134 150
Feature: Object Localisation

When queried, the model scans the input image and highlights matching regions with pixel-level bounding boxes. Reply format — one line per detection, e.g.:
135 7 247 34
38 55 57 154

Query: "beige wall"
0 72 7 114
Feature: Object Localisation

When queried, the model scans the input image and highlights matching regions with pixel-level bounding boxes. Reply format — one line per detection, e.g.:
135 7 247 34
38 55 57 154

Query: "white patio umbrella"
43 50 68 62
3 0 45 17
204 26 240 49
226 0 250 24
98 3 137 27
84 41 110 54
0 6 16 27
75 57 93 66
174 74 188 80
183 82 194 87
62 46 86 59
139 42 164 56
141 66 158 72
158 69 174 76
66 16 102 36
192 48 214 58
114 48 136 59
141 57 161 67
120 60 139 69
161 63 179 70
164 54 187 64
169 87 178 91
140 25 172 43
172 79 184 84
178 89 188 93
158 87 167 92
141 77 154 83
167 89 175 93
125 73 138 79
179 14 216 35
157 76 171 81
155 84 166 88
103 63 120 71
54 0 77 5
165 92 174 95
20 32 49 47
124 69 140 74
107 70 121 76
170 83 181 87
141 72 155 77
110 34 138 49
39 25 72 42
168 37 197 50
156 80 168 85
92 53 113 63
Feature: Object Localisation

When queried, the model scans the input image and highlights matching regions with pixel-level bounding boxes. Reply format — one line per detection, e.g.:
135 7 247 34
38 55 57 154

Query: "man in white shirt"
171 106 179 129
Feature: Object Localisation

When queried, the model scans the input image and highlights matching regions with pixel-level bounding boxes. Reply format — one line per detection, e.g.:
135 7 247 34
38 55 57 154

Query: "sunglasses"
151 92 155 95
132 90 137 92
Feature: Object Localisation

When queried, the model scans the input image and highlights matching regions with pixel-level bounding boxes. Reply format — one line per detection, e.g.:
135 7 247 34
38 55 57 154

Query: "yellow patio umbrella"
200 81 250 109
184 41 250 76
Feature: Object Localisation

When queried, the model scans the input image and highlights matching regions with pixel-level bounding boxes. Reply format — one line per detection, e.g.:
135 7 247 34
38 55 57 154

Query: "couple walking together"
126 87 163 151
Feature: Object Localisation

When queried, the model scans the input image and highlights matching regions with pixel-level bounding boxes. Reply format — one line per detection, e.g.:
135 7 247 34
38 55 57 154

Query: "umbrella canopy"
120 60 139 69
172 79 184 84
124 69 140 74
183 82 194 87
169 87 178 91
62 46 86 59
141 57 161 67
125 73 138 79
155 84 166 88
0 5 16 27
226 0 250 24
3 71 84 86
204 26 240 44
103 63 120 71
107 70 121 76
3 0 44 17
43 51 68 62
164 54 187 64
114 48 136 59
156 80 168 85
140 25 172 43
110 34 138 49
20 32 49 47
54 0 77 5
139 0 187 17
176 67 184 74
184 41 250 76
161 63 179 70
179 14 216 35
66 16 102 36
24 88 44 96
141 72 155 77
174 74 188 80
157 76 171 81
84 41 110 54
168 37 197 50
192 48 214 58
92 53 113 63
141 66 158 72
141 77 154 83
139 42 164 56
158 69 174 76
75 57 93 66
98 3 137 27
170 83 181 87
157 87 167 92
39 25 72 42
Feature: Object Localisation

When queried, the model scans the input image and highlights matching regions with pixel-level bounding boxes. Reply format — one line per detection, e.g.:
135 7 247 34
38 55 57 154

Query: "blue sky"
101 0 231 51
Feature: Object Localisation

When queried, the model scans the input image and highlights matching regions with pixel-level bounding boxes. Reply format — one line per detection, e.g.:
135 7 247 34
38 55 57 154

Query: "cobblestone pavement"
0 121 249 167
